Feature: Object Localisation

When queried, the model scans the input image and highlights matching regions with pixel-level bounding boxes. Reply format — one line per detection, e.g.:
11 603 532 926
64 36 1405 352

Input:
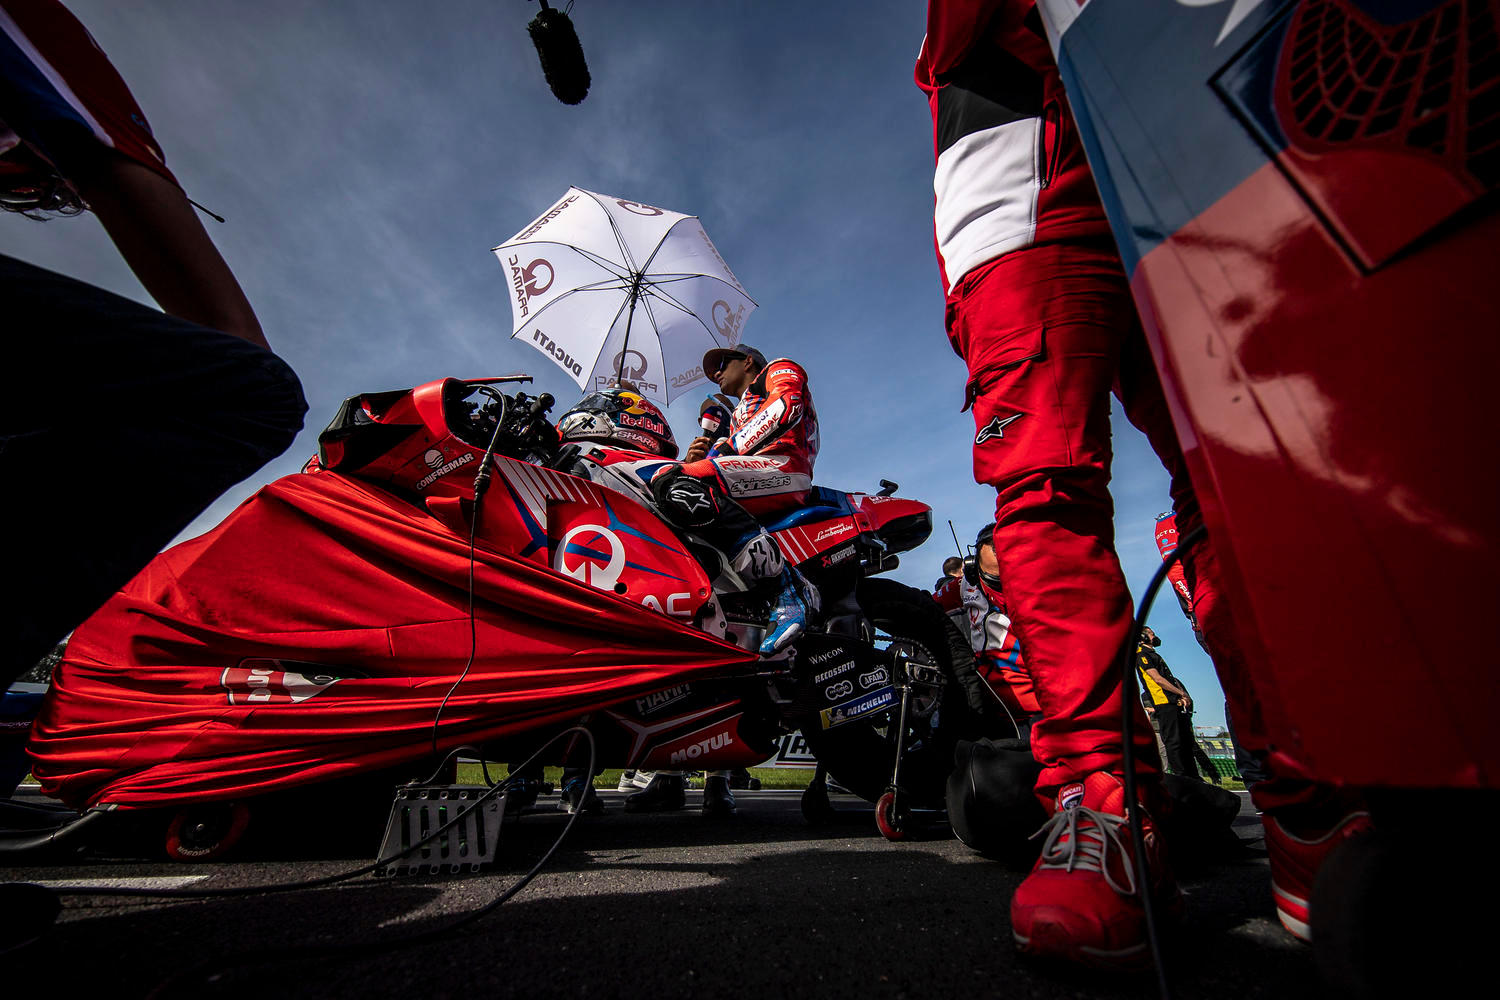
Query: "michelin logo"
820 688 896 730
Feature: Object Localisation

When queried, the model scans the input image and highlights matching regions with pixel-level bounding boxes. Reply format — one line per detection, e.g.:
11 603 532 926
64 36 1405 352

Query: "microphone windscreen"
699 404 729 436
527 7 590 106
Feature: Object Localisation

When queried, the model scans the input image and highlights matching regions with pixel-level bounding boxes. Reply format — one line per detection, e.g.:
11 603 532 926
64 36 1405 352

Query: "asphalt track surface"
2 787 1318 999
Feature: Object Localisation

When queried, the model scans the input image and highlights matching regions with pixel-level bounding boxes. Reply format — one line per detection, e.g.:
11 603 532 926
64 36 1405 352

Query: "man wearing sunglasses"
649 345 820 657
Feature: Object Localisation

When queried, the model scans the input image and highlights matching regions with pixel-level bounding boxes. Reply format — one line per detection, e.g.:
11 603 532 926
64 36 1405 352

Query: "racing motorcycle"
23 375 971 858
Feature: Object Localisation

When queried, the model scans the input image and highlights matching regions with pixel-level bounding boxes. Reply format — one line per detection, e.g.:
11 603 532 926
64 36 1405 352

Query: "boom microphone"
527 1 590 106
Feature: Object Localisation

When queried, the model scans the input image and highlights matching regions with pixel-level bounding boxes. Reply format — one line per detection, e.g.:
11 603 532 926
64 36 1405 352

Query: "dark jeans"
0 255 306 685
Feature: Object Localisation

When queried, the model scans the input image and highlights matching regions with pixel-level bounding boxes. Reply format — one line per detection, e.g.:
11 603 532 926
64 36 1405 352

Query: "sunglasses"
711 355 747 379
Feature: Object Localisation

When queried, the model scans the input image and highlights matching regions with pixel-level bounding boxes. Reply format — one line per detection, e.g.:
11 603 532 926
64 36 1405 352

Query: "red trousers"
951 243 1275 799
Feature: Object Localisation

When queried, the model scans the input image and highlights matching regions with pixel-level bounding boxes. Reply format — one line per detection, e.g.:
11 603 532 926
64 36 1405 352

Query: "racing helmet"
556 388 678 459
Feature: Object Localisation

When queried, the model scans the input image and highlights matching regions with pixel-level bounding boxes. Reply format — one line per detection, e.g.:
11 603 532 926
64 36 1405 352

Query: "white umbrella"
493 187 756 405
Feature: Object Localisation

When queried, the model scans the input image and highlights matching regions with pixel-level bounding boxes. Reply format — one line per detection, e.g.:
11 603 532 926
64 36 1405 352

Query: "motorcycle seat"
760 486 852 533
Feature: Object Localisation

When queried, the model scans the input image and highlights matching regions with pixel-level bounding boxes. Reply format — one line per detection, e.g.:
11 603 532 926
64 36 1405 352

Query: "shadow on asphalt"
5 792 1317 1000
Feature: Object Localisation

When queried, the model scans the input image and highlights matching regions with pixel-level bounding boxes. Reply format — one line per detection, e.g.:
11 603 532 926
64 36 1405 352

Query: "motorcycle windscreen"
26 471 755 809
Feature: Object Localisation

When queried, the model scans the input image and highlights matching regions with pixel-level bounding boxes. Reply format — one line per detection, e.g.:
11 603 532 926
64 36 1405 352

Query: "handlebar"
447 383 557 456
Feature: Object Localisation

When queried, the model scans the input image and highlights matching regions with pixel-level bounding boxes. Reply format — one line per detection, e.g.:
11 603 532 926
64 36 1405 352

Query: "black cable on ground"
141 726 597 998
40 727 565 902
1117 523 1205 1000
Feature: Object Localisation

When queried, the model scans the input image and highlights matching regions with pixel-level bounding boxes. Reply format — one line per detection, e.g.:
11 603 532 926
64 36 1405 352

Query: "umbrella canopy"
494 187 756 405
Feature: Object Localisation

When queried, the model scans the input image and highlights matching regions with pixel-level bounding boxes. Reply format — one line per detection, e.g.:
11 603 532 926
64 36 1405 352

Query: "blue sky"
0 0 1228 727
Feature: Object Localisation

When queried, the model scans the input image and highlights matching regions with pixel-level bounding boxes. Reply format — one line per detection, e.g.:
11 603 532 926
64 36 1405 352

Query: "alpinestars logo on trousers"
976 413 1022 445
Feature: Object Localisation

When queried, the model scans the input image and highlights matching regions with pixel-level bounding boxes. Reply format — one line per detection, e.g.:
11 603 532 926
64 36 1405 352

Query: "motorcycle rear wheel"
163 801 250 861
799 578 970 806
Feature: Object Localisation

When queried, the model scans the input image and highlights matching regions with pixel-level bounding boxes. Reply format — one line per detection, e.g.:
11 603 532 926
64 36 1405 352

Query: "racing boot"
728 767 759 791
702 771 737 818
623 771 687 813
558 768 604 815
760 564 820 656
504 760 546 813
1010 771 1181 971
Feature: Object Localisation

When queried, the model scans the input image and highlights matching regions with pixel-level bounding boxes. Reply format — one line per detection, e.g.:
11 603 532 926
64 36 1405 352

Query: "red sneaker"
1263 807 1373 942
1010 771 1181 971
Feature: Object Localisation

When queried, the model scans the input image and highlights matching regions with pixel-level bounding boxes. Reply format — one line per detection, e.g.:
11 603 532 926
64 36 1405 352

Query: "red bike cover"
28 471 757 809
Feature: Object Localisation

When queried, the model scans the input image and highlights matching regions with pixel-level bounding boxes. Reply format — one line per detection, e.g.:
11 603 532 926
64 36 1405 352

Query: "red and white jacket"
915 0 1112 293
935 573 1040 717
719 357 819 475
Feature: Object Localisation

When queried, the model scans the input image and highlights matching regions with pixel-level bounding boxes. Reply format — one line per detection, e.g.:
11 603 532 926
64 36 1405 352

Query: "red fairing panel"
1132 165 1500 788
27 471 755 809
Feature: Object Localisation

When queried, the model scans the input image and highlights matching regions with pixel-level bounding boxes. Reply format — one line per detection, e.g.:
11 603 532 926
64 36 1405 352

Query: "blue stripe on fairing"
501 474 548 558
1055 0 1294 275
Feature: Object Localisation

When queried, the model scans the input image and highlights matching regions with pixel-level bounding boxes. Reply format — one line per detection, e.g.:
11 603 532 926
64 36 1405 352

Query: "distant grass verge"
453 764 817 790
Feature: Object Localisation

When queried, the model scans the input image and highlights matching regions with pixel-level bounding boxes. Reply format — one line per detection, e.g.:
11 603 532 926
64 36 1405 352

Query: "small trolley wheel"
164 801 251 861
875 791 908 841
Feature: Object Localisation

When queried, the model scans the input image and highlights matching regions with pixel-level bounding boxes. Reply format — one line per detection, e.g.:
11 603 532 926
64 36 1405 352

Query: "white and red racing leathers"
935 574 1039 720
680 357 819 519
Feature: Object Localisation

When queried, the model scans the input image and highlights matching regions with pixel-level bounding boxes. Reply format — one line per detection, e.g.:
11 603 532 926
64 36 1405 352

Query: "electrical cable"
40 727 570 902
0 383 587 985
1117 523 1205 1000
141 726 598 999
429 386 510 759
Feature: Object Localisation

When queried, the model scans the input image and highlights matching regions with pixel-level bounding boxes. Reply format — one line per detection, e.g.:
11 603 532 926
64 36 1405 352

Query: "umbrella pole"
616 280 642 385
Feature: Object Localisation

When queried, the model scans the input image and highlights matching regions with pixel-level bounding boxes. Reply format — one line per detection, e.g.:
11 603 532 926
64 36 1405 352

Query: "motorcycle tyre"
800 579 971 806
163 801 251 862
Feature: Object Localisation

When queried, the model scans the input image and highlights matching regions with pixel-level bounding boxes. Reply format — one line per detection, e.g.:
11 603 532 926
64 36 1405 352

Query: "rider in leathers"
649 345 820 656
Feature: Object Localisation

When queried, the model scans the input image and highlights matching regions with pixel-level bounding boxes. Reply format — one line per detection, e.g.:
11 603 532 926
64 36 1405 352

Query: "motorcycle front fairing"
29 456 756 810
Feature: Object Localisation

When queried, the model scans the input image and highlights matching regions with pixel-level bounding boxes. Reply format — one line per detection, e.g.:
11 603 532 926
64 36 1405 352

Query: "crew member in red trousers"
916 0 1367 967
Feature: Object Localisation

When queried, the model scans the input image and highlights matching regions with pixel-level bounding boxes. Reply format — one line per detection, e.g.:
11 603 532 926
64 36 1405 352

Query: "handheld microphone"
699 400 729 437
527 2 590 106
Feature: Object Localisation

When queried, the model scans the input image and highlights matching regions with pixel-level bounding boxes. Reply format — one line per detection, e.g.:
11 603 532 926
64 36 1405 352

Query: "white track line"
29 875 211 890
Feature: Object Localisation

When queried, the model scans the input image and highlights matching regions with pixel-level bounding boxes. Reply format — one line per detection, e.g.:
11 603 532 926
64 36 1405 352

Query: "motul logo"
669 730 735 763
